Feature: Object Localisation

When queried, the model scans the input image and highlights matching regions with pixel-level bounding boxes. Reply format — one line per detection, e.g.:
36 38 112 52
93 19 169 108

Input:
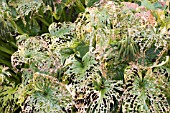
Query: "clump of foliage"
0 0 99 112
1 0 170 113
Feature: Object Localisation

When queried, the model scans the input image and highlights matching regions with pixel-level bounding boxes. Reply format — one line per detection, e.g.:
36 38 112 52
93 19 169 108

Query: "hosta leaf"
16 34 29 45
153 56 169 67
123 66 170 113
0 84 19 109
66 52 97 80
87 80 124 113
48 22 75 37
16 1 42 17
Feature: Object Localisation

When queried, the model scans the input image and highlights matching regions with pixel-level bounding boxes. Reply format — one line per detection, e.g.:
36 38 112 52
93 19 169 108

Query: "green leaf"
60 47 75 64
85 0 98 7
66 52 97 80
71 59 84 75
0 46 13 55
82 52 97 68
0 59 11 67
60 48 74 58
76 42 89 58
54 3 64 21
14 18 40 36
141 0 155 10
74 0 85 12
27 19 40 36
8 19 25 34
153 2 166 10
